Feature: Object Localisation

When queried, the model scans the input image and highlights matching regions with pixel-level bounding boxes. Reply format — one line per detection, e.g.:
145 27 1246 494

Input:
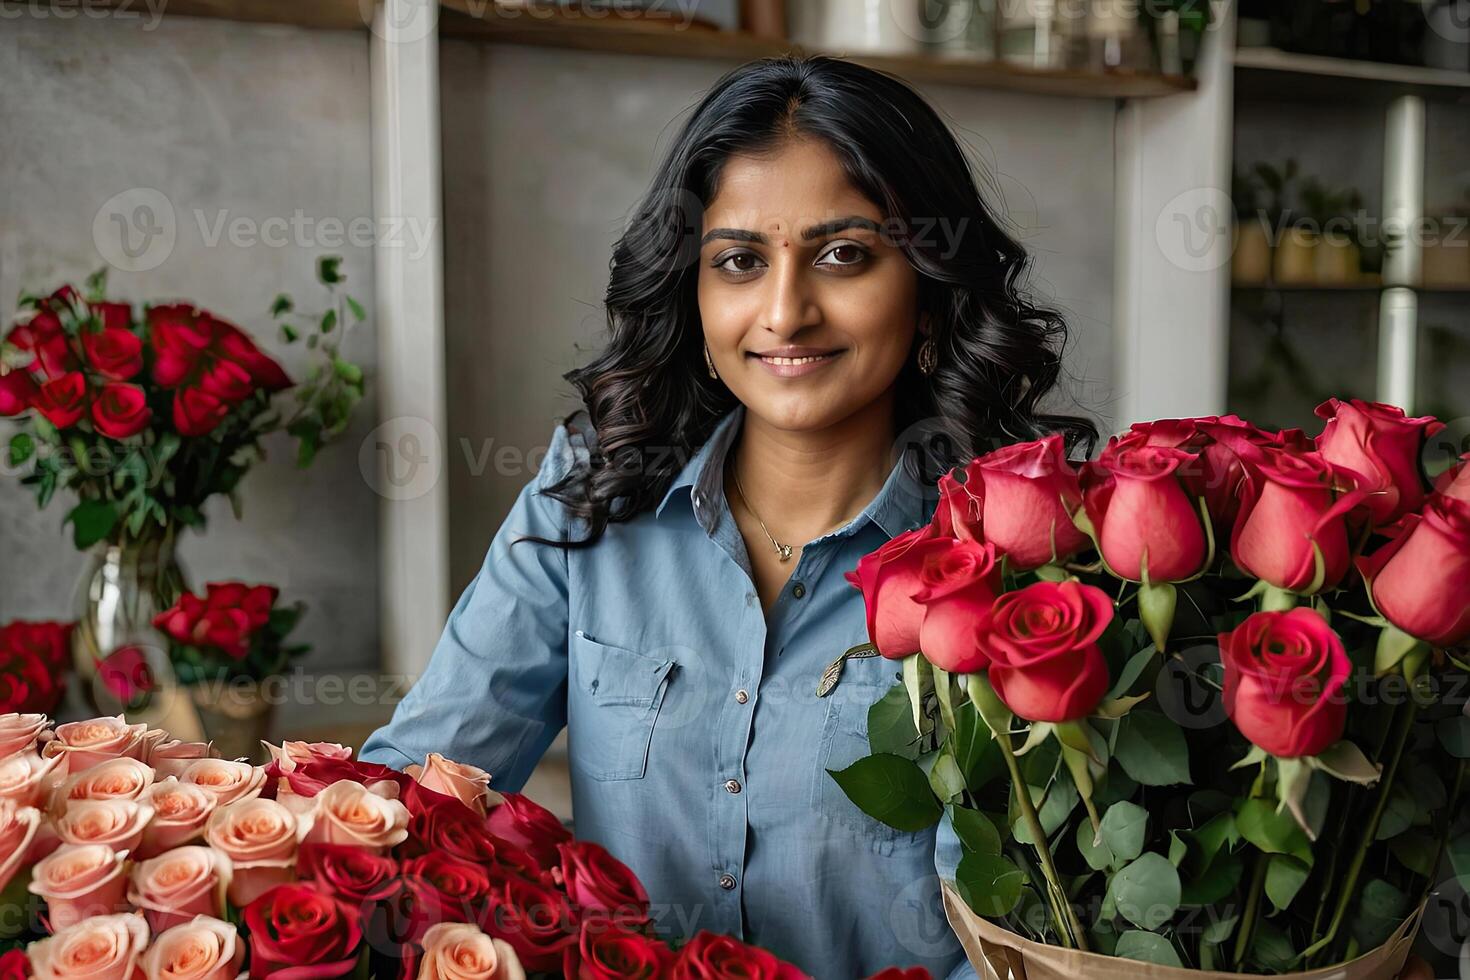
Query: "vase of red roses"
0 262 364 706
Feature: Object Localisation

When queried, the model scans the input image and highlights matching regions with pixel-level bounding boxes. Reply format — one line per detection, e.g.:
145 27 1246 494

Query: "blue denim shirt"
361 402 975 980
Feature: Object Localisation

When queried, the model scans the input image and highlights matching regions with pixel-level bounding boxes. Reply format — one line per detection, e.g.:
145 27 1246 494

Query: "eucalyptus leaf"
1115 711 1191 786
955 852 1025 917
1114 931 1182 967
1109 853 1181 931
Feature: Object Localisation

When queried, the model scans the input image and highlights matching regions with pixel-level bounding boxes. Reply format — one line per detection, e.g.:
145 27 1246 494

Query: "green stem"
1232 849 1268 969
994 728 1089 951
1301 699 1418 967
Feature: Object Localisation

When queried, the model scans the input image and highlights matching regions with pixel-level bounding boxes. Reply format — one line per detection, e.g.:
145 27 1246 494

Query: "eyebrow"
700 215 882 247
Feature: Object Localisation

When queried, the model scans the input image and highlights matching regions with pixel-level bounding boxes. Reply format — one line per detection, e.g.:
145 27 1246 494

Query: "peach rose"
302 779 410 852
27 843 129 931
51 757 154 817
0 714 49 759
204 798 301 907
136 779 216 859
145 738 214 780
27 910 149 980
406 753 502 817
140 915 244 980
0 751 63 807
0 800 42 893
54 800 154 853
263 740 352 773
128 846 231 935
418 922 527 980
179 759 264 808
43 717 150 774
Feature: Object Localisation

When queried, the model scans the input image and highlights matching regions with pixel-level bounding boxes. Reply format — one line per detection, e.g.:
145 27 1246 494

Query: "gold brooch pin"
816 642 880 697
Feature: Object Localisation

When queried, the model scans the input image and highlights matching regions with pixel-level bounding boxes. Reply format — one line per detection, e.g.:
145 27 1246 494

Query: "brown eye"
714 251 763 275
817 242 868 269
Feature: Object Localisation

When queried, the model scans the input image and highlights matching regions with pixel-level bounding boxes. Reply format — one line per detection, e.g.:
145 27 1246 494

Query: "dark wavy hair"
521 54 1098 552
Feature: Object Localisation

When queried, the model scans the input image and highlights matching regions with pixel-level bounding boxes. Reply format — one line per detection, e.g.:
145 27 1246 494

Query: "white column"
1378 94 1425 412
369 0 449 678
1112 5 1236 430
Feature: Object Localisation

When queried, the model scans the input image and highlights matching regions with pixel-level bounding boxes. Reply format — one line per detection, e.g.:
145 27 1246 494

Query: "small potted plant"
1230 167 1273 286
1299 176 1365 286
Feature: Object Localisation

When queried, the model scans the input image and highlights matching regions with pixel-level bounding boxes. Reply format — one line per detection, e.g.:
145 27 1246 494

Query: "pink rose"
262 741 352 774
0 801 42 893
26 911 149 980
136 778 216 858
1358 495 1470 647
1083 442 1210 583
178 759 265 808
405 754 501 818
844 526 952 658
128 846 231 935
139 916 243 980
1315 398 1442 527
204 797 301 907
144 738 214 780
0 715 48 758
52 757 154 816
53 800 153 853
27 843 129 931
953 435 1091 570
303 780 411 852
44 717 150 774
0 752 62 808
419 922 527 980
911 540 1002 673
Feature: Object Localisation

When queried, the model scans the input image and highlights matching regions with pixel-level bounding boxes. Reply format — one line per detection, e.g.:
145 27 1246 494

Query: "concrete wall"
439 42 1119 591
0 15 380 672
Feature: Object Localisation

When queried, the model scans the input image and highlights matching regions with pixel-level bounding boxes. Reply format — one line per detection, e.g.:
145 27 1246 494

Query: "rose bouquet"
836 399 1470 977
0 712 931 979
0 625 71 716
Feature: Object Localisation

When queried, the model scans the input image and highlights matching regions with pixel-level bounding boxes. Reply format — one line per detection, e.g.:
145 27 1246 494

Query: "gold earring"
704 342 718 379
917 336 937 376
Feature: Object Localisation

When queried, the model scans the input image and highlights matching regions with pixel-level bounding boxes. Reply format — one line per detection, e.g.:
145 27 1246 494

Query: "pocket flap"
572 631 675 706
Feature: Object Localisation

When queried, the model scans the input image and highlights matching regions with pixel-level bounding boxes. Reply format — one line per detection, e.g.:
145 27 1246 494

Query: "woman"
362 54 1091 978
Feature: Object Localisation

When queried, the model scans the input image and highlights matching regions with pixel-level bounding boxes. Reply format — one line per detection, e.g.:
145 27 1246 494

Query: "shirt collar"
654 402 930 539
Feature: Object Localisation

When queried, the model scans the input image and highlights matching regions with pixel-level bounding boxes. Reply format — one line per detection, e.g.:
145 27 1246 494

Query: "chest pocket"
569 630 676 781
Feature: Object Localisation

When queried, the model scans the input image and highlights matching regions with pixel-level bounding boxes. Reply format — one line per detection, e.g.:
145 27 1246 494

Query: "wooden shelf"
439 1 1197 100
1234 46 1470 104
1233 282 1470 294
96 0 372 30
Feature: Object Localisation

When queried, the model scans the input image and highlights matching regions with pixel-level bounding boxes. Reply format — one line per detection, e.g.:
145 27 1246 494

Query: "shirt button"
724 778 742 794
792 581 806 598
719 873 737 890
735 689 749 704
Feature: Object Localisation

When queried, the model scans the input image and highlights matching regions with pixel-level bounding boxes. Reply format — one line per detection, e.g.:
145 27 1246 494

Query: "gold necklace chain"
730 464 856 563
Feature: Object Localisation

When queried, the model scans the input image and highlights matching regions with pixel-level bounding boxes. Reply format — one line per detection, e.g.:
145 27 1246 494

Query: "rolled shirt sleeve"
359 418 585 791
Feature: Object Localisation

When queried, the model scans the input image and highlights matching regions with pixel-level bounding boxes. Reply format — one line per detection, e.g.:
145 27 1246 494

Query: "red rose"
0 620 72 672
172 386 229 437
0 371 37 417
1432 452 1470 500
845 525 951 658
1220 608 1350 758
90 301 131 332
206 581 278 630
31 371 88 428
957 435 1090 570
975 580 1114 723
565 920 675 980
401 795 503 866
95 644 154 706
1128 415 1273 529
80 327 143 382
930 470 983 541
911 540 1001 673
199 357 255 404
670 932 810 980
153 592 207 645
149 308 213 388
244 882 364 978
1358 495 1470 647
864 970 932 980
1314 398 1442 527
481 870 578 971
485 792 574 869
5 311 73 380
90 383 151 439
1083 442 1209 583
272 756 413 801
0 949 29 980
558 840 651 927
399 852 493 943
216 320 292 390
299 843 401 906
1230 448 1364 595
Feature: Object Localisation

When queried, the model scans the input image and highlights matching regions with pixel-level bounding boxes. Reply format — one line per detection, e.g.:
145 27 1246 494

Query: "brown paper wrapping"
940 881 1422 980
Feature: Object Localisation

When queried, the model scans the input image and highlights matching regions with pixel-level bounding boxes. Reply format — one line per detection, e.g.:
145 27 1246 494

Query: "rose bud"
1358 495 1470 648
1221 608 1351 758
204 797 301 907
178 759 265 808
0 801 42 893
0 751 62 808
929 469 983 541
51 757 154 816
1083 442 1210 583
1314 398 1441 527
911 540 1001 673
144 738 214 780
27 843 130 930
127 846 231 935
844 526 951 658
261 740 351 774
0 949 26 980
136 778 216 858
26 911 149 980
671 931 810 980
567 920 674 980
1231 448 1364 595
139 915 244 980
484 792 572 870
974 580 1114 723
0 371 37 417
53 799 154 853
0 714 48 760
243 883 363 979
557 840 651 928
406 753 501 817
30 373 87 429
420 922 526 980
44 716 150 774
962 435 1091 570
302 779 410 852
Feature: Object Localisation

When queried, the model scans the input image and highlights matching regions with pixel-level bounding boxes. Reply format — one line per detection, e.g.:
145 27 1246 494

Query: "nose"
757 253 822 338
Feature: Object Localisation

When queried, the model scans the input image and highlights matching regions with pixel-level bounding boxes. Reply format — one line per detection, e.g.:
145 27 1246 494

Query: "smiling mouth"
750 352 840 365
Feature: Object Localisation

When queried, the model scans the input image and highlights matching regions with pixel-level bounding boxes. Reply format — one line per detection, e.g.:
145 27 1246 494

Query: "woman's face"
697 138 925 433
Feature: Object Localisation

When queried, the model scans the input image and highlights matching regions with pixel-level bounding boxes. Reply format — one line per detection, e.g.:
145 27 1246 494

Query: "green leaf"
7 433 34 467
826 753 943 832
1437 716 1470 759
1236 798 1312 861
1109 853 1181 931
954 851 1025 917
950 703 1002 789
1248 920 1297 972
1107 645 1157 700
317 255 344 285
320 308 338 334
1389 831 1439 877
270 294 294 317
346 295 367 322
1180 852 1243 907
1115 712 1191 786
1265 855 1310 911
868 683 920 759
65 499 119 549
1101 801 1149 866
1352 878 1408 952
928 747 967 804
1375 786 1418 841
1114 931 1182 967
952 806 1002 857
332 358 362 385
281 324 300 344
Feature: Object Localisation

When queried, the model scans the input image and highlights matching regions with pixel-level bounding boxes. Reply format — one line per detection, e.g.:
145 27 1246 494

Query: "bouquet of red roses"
837 399 1469 977
152 582 308 687
0 624 71 716
0 712 929 979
